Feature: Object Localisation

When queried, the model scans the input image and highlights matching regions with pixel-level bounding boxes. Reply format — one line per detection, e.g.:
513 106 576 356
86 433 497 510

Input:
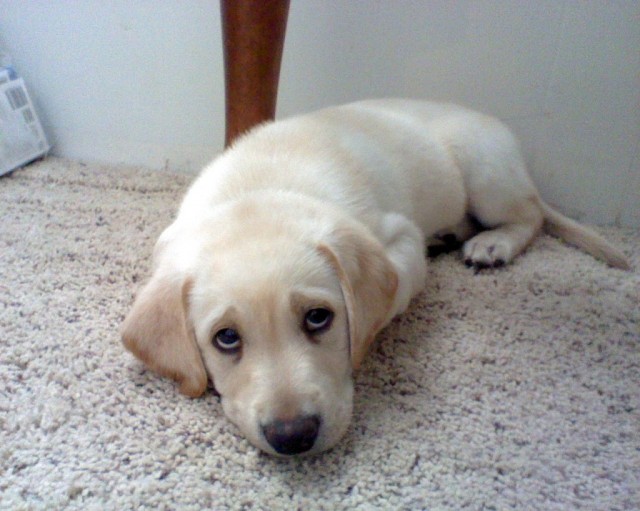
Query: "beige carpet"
1 157 639 510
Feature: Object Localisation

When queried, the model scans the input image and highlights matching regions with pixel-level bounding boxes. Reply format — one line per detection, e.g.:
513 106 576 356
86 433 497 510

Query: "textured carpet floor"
1 157 639 510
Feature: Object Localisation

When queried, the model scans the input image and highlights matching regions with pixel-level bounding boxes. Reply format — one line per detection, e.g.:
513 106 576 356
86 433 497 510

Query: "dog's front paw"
463 232 513 271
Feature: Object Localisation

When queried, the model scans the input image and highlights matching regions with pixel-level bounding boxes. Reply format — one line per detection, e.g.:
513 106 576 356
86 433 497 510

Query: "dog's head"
121 195 397 455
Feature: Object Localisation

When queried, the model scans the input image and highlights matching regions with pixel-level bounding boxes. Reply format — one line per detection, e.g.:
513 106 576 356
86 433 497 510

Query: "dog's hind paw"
462 232 513 272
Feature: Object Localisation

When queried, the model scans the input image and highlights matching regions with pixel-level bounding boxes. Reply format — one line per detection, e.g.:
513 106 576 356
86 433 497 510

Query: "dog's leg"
378 213 427 319
450 122 545 271
463 196 543 270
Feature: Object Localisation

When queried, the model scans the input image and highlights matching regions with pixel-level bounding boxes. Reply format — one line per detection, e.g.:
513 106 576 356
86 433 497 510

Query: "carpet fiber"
1 158 639 510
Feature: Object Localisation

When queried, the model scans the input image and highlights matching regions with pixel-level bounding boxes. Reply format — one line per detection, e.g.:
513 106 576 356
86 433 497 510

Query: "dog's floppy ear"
121 273 207 398
319 224 398 370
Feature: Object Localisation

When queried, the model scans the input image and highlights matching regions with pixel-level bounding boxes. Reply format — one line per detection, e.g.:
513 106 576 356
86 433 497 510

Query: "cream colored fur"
122 99 629 456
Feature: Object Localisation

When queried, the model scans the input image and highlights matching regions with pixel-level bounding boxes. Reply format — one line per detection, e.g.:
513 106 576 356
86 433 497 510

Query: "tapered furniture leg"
221 0 290 147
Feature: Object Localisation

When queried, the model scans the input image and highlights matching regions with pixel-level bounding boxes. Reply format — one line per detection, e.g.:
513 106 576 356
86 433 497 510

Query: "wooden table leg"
221 0 290 147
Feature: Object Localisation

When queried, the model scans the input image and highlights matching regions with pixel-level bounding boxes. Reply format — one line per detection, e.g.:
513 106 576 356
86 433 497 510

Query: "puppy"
122 99 629 456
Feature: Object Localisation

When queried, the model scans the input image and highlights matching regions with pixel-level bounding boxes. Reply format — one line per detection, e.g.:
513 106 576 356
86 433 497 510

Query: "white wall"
0 0 224 172
0 0 638 227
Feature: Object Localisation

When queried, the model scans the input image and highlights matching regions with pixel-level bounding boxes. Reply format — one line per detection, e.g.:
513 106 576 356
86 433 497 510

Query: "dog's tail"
539 200 630 270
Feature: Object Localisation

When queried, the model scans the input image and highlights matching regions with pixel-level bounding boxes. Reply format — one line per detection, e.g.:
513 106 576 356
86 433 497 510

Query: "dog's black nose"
262 415 321 455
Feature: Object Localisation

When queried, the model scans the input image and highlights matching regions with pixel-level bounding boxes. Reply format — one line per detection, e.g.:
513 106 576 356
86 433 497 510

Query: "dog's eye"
213 328 241 353
304 308 334 334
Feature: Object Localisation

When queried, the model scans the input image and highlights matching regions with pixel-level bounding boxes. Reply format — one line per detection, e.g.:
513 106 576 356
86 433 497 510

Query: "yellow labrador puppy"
122 99 629 456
